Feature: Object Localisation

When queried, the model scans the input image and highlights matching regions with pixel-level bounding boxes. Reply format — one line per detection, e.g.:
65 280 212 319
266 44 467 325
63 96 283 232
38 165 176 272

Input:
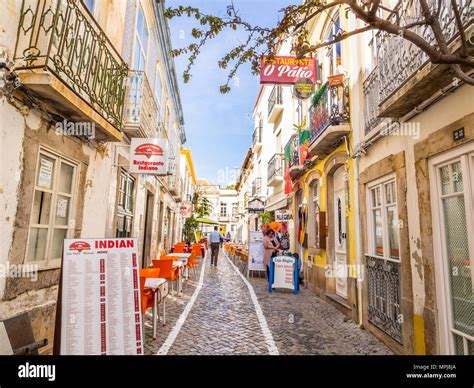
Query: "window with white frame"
367 176 400 260
220 202 227 217
324 14 342 77
133 5 148 71
27 150 78 264
116 171 135 238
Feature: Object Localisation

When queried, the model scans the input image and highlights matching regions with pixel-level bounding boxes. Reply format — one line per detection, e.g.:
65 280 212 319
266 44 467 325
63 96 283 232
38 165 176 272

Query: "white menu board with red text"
60 238 143 355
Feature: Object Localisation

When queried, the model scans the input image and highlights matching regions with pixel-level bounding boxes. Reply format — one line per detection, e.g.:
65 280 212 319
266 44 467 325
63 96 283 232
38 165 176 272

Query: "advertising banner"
248 231 266 272
260 56 318 85
60 238 143 355
130 138 168 175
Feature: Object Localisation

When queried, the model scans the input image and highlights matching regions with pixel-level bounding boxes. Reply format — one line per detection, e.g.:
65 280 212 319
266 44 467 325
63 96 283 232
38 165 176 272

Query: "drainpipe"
353 154 364 327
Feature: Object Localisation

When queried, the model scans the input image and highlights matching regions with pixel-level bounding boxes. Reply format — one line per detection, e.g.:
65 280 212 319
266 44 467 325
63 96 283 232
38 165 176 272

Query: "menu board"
60 238 143 355
248 231 265 272
269 256 299 294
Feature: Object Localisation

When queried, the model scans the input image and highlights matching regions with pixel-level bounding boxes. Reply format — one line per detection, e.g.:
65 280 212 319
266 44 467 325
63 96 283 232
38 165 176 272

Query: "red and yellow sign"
260 56 318 85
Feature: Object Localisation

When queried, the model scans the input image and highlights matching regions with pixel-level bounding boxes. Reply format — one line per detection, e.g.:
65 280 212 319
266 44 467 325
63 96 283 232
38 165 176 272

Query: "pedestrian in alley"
209 226 225 267
263 229 280 282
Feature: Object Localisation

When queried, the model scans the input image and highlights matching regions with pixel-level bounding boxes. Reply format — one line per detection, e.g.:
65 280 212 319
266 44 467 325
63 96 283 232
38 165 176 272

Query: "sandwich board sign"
248 231 266 274
269 255 299 294
59 238 143 355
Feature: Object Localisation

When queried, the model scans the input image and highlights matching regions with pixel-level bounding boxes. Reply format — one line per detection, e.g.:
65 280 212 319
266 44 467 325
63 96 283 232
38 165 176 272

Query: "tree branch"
451 0 469 57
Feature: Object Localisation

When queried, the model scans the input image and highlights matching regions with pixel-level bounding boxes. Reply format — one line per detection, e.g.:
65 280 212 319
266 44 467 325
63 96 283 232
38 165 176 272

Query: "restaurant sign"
179 201 193 218
293 77 315 99
260 56 319 85
130 138 168 175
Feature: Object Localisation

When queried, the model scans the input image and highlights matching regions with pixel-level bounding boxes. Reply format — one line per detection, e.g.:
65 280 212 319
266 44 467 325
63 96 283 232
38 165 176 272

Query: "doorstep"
326 293 351 311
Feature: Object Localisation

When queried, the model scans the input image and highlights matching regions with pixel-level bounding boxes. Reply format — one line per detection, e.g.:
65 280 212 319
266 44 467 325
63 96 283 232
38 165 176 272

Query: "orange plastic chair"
152 259 179 297
139 276 154 316
174 245 187 253
186 252 197 279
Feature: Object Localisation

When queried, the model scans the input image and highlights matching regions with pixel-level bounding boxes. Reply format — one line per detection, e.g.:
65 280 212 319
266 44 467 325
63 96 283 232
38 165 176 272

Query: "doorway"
333 166 348 298
430 145 473 355
142 191 154 268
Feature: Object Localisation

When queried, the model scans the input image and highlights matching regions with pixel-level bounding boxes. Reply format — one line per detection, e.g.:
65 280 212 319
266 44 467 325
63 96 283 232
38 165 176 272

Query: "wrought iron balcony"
251 178 262 196
284 134 303 180
364 0 472 122
14 0 128 141
252 126 262 151
363 67 382 134
308 80 350 157
365 254 402 344
268 85 283 123
124 70 159 138
267 153 283 186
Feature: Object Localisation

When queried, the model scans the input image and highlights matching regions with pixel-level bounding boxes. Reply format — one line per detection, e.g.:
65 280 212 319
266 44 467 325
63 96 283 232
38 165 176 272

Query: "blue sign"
268 255 299 294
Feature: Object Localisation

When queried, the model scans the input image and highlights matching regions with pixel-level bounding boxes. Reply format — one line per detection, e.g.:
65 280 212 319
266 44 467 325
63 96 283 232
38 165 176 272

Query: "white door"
334 166 347 298
430 145 474 355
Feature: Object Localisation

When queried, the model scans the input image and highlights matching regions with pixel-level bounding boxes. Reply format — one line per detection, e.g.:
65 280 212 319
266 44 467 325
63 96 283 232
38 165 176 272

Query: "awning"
195 217 220 225
265 194 288 212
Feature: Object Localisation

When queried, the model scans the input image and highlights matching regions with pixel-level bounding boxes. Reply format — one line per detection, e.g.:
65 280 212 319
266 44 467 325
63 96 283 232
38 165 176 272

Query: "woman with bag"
263 229 280 282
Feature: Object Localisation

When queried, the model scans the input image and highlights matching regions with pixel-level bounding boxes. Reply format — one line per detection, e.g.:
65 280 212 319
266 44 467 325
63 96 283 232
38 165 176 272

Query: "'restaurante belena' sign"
260 56 319 85
130 138 169 175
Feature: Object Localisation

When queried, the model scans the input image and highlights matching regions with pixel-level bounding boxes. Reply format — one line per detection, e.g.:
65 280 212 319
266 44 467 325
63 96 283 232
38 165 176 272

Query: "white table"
167 253 191 281
172 261 185 296
144 278 168 339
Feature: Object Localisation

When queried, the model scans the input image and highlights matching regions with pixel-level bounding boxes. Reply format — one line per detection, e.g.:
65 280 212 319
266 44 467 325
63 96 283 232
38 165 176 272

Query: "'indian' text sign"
61 238 143 355
130 138 168 175
260 56 318 85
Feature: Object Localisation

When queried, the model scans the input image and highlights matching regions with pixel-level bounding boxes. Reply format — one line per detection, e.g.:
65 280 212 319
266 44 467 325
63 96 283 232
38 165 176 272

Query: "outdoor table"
166 253 191 281
172 260 185 296
144 278 168 339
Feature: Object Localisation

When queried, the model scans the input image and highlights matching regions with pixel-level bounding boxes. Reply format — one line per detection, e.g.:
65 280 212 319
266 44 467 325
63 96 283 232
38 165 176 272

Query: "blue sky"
168 0 291 185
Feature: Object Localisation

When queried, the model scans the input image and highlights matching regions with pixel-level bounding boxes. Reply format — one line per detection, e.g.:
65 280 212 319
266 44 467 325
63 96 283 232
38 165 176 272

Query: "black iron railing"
14 0 128 130
309 80 350 144
268 85 282 116
366 254 403 343
369 0 473 106
268 153 283 183
285 134 300 168
252 126 262 147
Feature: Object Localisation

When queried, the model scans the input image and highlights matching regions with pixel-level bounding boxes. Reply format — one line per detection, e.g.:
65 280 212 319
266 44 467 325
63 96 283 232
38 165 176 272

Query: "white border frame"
25 146 80 271
429 142 474 355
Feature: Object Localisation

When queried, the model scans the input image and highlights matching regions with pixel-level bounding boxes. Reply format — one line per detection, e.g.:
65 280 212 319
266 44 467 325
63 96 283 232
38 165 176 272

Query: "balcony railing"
268 85 282 116
309 80 350 144
14 0 128 130
364 0 471 123
366 255 402 344
252 178 262 196
124 70 159 138
252 126 262 147
285 134 300 169
363 67 382 134
268 153 283 183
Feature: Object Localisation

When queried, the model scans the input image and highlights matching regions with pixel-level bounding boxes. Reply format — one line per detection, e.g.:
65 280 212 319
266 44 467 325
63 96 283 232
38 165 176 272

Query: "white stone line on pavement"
224 251 279 355
156 252 207 355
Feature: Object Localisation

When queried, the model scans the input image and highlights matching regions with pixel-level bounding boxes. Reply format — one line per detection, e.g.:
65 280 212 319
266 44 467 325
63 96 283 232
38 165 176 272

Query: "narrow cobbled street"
144 251 391 355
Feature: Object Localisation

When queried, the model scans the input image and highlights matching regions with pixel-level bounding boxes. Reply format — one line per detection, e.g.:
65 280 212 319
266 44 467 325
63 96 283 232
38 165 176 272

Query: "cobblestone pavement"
144 250 392 355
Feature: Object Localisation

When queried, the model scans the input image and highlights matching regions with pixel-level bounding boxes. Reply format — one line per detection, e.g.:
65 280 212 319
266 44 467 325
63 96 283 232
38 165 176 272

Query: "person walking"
209 226 224 267
263 229 280 282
